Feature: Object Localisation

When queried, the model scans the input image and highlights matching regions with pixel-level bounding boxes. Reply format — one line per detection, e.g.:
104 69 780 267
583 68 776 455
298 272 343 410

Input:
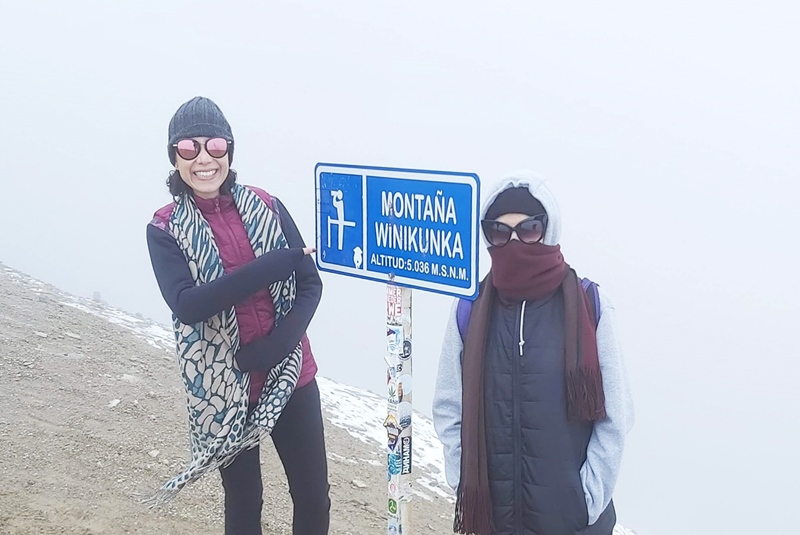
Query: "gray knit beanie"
167 96 234 164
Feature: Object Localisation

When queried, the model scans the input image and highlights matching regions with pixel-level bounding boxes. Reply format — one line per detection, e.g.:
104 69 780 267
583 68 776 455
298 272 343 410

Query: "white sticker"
386 325 404 355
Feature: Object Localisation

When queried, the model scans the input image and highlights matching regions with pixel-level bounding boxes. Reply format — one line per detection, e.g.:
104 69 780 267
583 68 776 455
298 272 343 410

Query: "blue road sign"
315 163 480 299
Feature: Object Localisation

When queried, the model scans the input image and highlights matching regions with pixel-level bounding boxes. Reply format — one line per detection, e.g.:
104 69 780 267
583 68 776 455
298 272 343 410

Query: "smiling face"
174 137 230 199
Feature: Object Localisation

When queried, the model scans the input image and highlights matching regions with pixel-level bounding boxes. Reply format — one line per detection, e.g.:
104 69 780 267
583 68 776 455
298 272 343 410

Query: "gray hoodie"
432 170 635 524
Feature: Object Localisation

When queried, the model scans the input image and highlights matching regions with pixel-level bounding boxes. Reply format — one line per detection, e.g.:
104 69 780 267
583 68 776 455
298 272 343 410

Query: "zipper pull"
214 199 221 213
518 301 527 357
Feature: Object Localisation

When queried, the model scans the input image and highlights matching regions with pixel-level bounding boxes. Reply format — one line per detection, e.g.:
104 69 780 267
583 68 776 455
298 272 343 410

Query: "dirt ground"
0 265 454 534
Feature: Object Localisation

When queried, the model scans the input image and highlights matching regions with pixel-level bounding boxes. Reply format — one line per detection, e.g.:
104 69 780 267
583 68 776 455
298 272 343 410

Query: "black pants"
219 379 331 535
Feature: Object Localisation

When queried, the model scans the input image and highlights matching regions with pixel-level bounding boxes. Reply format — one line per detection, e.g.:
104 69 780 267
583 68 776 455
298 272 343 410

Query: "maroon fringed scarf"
454 241 606 535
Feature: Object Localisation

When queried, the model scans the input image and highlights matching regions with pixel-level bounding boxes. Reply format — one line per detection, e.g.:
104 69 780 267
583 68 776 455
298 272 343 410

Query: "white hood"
480 170 562 247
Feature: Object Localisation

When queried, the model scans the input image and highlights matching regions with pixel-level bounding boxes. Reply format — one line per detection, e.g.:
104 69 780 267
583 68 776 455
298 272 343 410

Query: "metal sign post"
385 282 412 534
315 163 480 535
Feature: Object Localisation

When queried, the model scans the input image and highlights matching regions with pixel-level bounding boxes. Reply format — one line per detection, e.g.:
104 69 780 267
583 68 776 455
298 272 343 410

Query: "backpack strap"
247 185 280 214
456 298 473 344
581 277 602 329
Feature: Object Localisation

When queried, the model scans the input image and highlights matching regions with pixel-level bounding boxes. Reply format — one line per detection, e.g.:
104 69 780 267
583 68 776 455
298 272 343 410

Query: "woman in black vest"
433 172 634 535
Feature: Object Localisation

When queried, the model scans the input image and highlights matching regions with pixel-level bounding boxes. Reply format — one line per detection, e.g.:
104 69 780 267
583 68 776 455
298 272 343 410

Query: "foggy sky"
1 2 798 534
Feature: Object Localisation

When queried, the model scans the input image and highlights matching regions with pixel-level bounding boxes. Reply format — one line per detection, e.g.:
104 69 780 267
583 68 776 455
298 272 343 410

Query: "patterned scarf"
143 184 303 506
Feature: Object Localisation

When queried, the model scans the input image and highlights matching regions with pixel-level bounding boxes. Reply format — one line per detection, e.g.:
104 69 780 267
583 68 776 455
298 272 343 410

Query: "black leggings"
219 379 331 535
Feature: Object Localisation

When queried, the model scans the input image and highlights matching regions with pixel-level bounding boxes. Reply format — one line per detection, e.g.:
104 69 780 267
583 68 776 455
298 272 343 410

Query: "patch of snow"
316 376 453 499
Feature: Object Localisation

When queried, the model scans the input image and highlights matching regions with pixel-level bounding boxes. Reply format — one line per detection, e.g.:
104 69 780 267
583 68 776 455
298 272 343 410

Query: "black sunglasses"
173 137 231 161
481 213 548 247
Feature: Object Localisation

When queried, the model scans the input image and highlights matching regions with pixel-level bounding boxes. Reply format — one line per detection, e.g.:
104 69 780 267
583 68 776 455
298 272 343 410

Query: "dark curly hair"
167 169 238 197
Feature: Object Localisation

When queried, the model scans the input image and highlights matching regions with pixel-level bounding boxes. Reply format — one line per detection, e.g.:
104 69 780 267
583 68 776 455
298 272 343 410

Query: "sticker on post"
386 325 403 355
400 435 412 475
387 452 401 476
387 428 399 452
396 375 412 403
401 340 412 360
388 381 400 405
387 286 403 319
384 414 402 450
397 402 412 429
393 479 412 501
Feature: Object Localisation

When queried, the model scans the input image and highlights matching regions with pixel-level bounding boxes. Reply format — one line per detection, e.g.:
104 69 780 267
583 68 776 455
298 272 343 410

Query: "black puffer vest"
484 289 616 535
